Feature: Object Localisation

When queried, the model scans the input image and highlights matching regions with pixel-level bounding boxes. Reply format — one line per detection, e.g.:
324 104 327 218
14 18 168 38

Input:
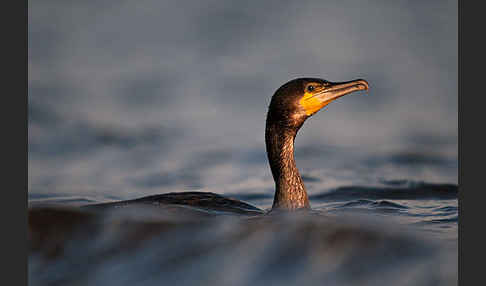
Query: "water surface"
28 0 458 285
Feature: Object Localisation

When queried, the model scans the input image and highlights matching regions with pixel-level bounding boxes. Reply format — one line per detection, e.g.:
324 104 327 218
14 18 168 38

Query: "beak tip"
357 79 369 91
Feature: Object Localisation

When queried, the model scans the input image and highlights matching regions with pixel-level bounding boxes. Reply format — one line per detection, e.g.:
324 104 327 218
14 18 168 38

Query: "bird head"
267 77 369 129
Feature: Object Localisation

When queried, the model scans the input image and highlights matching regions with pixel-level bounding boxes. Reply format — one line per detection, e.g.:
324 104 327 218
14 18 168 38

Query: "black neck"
265 119 310 211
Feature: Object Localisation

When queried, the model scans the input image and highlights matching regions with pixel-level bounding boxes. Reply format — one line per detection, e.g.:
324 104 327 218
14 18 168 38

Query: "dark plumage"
265 78 327 210
88 77 369 213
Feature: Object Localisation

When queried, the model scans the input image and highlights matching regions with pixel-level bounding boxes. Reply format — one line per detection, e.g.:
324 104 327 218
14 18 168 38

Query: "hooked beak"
300 79 369 116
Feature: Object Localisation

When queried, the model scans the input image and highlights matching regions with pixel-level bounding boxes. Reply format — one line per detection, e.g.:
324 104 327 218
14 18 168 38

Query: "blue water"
28 181 458 286
28 0 457 285
29 180 458 242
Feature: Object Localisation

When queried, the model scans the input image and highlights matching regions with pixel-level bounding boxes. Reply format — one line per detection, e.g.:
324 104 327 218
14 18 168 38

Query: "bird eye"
307 86 315 92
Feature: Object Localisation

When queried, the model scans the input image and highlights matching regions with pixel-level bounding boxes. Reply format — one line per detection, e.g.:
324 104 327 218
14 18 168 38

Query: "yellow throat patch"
299 91 329 116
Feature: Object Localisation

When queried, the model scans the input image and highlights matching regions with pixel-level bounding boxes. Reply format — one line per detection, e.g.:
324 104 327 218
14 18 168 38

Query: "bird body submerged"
89 77 369 213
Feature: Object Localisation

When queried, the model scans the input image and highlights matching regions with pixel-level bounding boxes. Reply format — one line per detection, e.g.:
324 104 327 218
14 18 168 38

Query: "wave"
311 182 458 202
338 199 409 209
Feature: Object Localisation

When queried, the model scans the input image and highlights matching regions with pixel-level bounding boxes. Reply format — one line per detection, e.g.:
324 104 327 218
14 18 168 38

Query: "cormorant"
88 78 369 214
